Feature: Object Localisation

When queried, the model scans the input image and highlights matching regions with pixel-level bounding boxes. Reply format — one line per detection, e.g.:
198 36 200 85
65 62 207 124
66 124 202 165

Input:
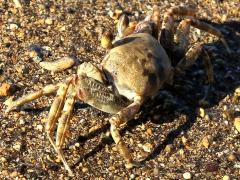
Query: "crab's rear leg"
5 84 59 112
174 18 231 55
175 43 214 104
176 43 213 82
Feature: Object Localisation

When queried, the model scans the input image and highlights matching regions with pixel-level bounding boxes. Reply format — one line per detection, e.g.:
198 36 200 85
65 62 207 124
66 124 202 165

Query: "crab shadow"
69 20 240 169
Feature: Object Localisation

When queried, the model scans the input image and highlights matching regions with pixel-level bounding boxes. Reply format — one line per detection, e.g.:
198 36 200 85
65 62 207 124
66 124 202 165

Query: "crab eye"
117 14 129 37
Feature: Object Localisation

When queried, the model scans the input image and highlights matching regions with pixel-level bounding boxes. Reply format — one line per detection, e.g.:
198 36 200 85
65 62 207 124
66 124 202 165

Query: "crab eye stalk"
117 14 129 38
101 31 113 49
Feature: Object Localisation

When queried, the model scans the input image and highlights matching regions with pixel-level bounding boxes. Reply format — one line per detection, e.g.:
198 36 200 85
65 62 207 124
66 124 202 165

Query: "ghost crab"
5 5 230 175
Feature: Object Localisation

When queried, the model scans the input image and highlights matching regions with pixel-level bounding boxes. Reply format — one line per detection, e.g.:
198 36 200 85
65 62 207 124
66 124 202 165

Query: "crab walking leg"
202 49 214 83
55 86 76 176
160 6 197 52
45 77 72 153
176 43 214 83
109 96 143 169
174 19 191 58
183 18 230 53
5 84 59 112
151 5 161 39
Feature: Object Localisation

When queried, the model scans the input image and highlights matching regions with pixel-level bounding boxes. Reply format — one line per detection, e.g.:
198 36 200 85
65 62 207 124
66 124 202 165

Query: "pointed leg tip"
4 105 16 114
226 47 232 54
67 169 74 177
125 161 143 169
63 163 74 176
4 97 15 113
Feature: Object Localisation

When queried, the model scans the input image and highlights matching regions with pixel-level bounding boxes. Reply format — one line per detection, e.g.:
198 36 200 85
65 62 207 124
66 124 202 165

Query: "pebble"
39 57 76 72
1 170 8 176
199 108 205 118
13 0 22 8
9 23 19 30
178 149 185 158
234 117 240 132
142 143 153 153
165 144 173 153
101 31 113 49
146 128 153 136
221 14 228 22
222 175 230 180
0 83 12 96
17 30 25 38
201 136 211 148
13 142 22 151
181 136 187 145
0 157 7 163
59 25 66 31
234 87 240 97
82 167 89 173
108 166 115 171
36 124 43 131
19 118 25 125
224 120 229 126
15 65 24 74
10 171 18 177
183 172 192 179
227 154 236 162
234 162 240 169
130 174 135 179
29 50 38 58
205 114 210 121
42 46 52 51
45 18 53 25
0 75 5 83
75 143 80 147
153 167 159 176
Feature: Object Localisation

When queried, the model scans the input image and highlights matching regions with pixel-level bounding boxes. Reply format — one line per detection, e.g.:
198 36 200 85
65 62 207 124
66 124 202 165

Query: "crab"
5 5 230 176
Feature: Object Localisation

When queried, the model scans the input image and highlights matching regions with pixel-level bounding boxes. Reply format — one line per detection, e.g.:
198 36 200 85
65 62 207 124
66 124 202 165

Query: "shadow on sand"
70 20 240 169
